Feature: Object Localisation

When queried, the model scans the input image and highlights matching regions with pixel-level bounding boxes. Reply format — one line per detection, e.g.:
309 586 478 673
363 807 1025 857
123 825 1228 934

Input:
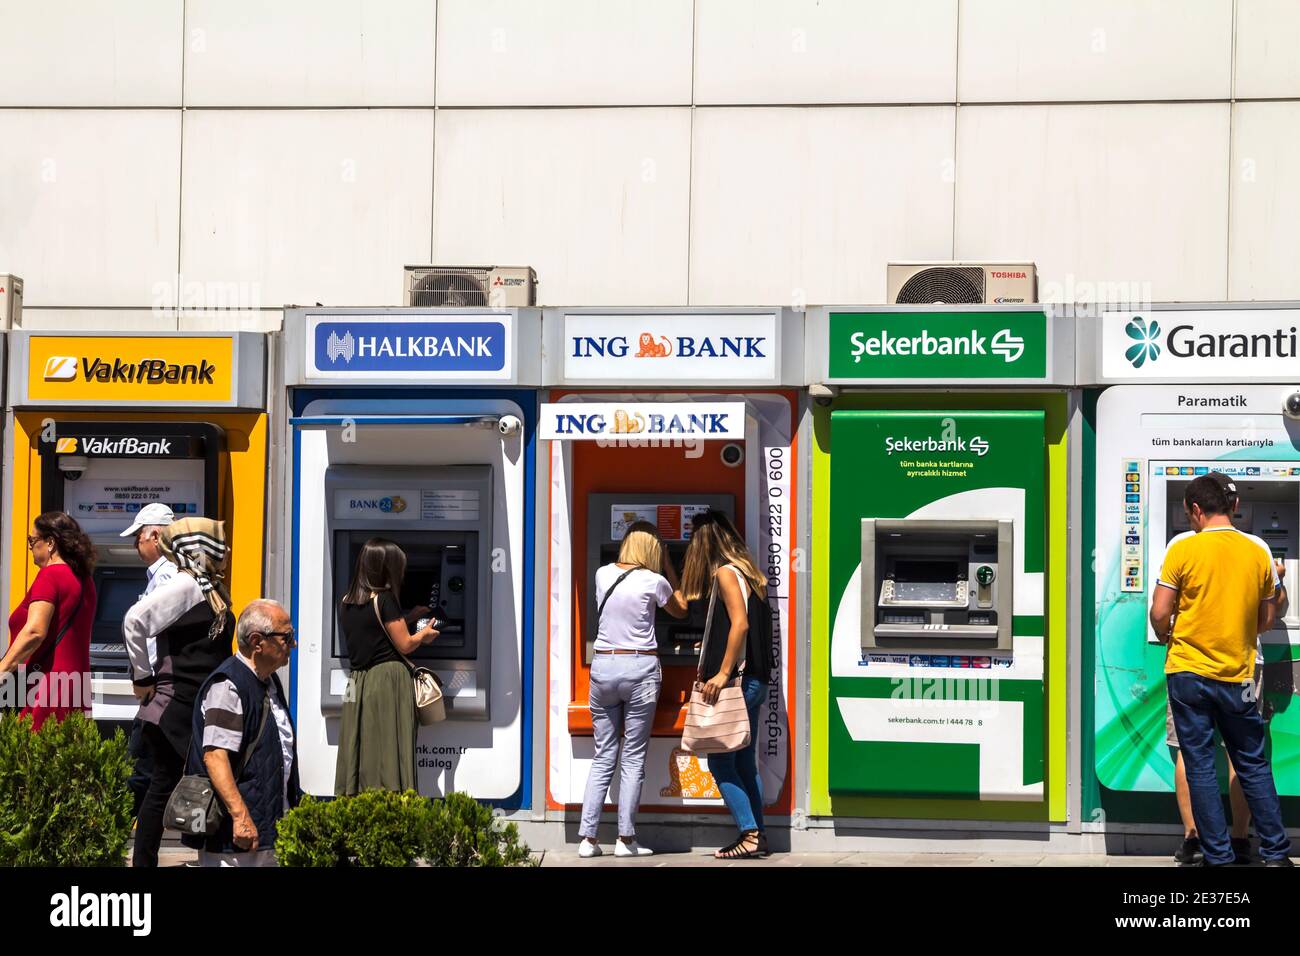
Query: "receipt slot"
861 519 1013 653
321 465 492 717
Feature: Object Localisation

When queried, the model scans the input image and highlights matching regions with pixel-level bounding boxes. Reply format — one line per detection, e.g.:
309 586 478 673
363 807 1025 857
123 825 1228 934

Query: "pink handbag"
681 571 751 755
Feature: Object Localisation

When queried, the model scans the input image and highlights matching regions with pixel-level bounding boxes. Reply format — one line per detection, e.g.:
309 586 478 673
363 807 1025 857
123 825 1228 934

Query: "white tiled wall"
690 107 955 306
433 109 690 305
694 0 957 105
0 0 1296 323
955 103 1231 303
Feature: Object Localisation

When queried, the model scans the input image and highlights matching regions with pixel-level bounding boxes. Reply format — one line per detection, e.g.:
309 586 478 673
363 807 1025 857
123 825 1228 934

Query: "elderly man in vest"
184 599 301 867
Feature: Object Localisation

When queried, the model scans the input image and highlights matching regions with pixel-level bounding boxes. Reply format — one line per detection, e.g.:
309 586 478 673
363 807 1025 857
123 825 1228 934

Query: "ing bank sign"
562 313 778 382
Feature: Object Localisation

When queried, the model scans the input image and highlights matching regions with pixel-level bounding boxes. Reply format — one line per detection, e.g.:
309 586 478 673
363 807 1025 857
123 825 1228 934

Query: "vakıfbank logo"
1123 316 1161 368
55 437 78 453
829 311 1047 380
43 356 78 381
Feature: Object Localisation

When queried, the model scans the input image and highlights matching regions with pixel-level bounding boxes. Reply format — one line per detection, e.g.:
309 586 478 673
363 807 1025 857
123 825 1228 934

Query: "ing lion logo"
660 747 720 799
634 333 671 358
611 410 645 434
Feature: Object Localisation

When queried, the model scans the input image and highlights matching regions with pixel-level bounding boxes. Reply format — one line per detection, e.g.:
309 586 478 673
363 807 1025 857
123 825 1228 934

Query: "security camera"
721 443 745 468
498 415 522 437
1285 392 1300 421
57 455 89 480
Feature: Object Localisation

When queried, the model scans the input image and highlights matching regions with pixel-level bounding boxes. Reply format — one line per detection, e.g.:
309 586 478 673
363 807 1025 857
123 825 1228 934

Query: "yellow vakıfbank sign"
26 336 235 403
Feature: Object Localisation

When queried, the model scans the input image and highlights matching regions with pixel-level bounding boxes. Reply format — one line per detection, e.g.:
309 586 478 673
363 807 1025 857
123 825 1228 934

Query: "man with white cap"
121 502 178 596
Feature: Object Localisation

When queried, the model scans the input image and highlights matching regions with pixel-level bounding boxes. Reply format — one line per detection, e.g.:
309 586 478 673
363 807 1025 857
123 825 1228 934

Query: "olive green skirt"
334 660 418 795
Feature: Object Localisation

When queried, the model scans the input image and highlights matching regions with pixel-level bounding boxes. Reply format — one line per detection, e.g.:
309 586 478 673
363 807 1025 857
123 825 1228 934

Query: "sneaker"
614 839 654 858
1231 837 1253 865
1174 836 1203 866
1264 856 1295 868
577 840 602 859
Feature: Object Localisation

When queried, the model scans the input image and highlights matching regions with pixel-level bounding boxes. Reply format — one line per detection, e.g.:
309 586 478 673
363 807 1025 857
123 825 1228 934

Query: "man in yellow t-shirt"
1150 473 1292 866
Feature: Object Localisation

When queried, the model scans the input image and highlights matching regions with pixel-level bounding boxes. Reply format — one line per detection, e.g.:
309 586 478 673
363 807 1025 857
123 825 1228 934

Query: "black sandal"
715 831 762 860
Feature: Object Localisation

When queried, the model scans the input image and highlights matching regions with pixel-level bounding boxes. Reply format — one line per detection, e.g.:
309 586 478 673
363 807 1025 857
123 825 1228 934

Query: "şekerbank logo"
829 311 1047 380
313 319 507 374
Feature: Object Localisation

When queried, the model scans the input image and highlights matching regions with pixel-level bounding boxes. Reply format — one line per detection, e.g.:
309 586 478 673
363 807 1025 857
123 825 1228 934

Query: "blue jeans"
707 676 766 834
1167 671 1291 864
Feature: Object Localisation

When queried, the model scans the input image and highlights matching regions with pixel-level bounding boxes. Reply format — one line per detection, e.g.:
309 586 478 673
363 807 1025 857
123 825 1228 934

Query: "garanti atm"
540 307 803 820
283 308 540 806
809 304 1073 825
1082 303 1300 825
2 331 268 728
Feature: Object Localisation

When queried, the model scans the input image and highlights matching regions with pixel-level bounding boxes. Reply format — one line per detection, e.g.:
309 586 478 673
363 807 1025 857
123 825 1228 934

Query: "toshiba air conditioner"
887 262 1037 305
404 266 537 308
0 274 22 328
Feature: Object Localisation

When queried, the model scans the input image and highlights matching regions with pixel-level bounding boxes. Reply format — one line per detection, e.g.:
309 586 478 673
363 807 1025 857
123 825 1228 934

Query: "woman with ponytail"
2 511 98 729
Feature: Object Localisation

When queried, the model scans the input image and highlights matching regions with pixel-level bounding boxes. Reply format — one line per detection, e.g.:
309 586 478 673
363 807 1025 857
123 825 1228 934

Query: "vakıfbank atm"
284 308 539 805
540 308 802 820
1083 304 1300 824
2 331 268 727
809 306 1073 824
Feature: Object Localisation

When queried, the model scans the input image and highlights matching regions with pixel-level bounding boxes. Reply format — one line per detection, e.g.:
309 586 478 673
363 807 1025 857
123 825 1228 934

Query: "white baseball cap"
120 502 176 538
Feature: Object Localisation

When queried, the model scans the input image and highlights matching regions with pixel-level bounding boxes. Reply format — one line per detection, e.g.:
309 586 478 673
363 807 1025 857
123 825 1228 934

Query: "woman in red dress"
1 512 97 729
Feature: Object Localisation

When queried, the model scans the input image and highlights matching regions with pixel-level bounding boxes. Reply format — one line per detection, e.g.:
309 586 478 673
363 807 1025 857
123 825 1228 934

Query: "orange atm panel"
567 439 746 735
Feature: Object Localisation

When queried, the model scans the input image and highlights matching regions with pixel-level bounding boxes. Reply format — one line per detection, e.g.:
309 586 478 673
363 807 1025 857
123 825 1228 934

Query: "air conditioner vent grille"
408 267 491 308
894 266 986 305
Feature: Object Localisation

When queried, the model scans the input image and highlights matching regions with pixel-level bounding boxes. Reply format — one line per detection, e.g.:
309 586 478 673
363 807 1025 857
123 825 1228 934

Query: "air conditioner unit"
0 274 22 328
887 262 1037 305
404 265 537 308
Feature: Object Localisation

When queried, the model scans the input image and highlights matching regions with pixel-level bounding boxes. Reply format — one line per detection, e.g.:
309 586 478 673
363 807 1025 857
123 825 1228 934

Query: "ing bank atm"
37 422 222 715
584 493 734 664
319 465 493 717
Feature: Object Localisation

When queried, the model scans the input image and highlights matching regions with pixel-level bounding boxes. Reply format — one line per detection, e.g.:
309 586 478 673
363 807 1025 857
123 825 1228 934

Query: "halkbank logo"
828 311 1047 381
1123 316 1162 368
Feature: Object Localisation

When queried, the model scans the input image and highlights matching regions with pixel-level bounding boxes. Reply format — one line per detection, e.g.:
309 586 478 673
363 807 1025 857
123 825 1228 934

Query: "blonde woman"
579 521 687 858
679 511 774 860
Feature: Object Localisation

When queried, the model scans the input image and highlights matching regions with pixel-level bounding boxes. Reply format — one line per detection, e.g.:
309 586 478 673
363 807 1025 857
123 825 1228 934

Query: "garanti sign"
824 310 1049 382
1100 309 1300 380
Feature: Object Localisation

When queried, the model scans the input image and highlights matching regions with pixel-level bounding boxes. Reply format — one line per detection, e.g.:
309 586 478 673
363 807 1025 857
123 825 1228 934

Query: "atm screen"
90 565 147 675
333 530 476 661
893 559 961 582
95 575 144 629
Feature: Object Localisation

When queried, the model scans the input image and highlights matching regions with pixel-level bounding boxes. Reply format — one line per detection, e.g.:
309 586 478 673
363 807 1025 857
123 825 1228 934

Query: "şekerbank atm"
283 308 539 806
1082 304 1300 827
2 331 268 729
540 308 803 824
808 305 1073 827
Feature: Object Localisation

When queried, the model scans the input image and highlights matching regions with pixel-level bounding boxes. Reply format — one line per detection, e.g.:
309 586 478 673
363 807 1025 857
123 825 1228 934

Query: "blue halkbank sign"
310 318 508 376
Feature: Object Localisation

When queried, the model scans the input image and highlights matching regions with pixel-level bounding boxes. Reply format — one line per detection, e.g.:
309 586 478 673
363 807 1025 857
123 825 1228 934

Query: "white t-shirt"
593 564 673 652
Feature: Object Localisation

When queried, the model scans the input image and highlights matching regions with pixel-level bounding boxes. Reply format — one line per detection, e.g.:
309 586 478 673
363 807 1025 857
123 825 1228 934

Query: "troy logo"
635 333 671 358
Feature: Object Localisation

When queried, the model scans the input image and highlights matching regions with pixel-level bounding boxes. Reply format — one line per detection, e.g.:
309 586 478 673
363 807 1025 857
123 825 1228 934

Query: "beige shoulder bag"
681 568 751 754
372 594 446 725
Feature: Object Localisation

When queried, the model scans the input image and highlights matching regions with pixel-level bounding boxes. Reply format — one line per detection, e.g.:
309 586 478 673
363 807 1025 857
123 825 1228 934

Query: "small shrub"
275 789 536 867
0 712 133 866
425 791 537 868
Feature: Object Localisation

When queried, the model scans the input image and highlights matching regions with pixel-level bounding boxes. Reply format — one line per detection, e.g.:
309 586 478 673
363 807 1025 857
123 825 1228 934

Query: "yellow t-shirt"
1158 526 1276 682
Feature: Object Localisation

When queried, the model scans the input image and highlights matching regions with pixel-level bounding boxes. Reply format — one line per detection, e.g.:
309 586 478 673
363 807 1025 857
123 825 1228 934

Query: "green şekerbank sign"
828 311 1048 380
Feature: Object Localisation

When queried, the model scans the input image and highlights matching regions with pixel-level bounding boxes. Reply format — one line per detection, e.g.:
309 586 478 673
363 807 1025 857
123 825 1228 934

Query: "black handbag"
163 691 271 836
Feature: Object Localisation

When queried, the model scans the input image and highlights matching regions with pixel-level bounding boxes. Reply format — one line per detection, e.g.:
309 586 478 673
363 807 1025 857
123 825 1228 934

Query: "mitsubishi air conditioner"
0 274 22 328
887 262 1037 305
404 266 537 308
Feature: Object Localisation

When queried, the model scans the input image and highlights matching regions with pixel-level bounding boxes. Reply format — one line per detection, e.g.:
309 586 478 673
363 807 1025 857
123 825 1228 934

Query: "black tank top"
698 566 774 684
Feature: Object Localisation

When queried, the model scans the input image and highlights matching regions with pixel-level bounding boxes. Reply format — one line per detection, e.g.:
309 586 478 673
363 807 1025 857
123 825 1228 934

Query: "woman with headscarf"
122 517 235 868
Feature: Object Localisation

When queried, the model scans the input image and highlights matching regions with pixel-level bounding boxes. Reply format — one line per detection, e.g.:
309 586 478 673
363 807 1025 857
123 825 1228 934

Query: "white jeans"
579 654 662 838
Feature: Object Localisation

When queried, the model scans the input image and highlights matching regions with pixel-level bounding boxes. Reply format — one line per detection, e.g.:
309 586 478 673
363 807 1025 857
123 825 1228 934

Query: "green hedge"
275 790 537 867
0 712 133 866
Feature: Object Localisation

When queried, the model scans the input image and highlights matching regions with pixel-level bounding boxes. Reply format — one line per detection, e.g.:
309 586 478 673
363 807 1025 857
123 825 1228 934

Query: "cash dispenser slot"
861 518 1014 654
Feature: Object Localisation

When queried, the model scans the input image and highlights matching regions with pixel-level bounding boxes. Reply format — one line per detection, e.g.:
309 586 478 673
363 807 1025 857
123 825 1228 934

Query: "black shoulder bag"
164 689 272 837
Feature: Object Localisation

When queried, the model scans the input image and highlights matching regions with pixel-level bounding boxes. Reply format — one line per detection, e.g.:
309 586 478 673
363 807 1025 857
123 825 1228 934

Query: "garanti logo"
1124 316 1162 368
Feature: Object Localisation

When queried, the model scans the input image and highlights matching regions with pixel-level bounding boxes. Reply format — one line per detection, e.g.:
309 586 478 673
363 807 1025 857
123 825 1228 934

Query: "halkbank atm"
808 306 1073 824
1082 304 1300 823
2 331 269 728
540 308 803 820
283 308 539 806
